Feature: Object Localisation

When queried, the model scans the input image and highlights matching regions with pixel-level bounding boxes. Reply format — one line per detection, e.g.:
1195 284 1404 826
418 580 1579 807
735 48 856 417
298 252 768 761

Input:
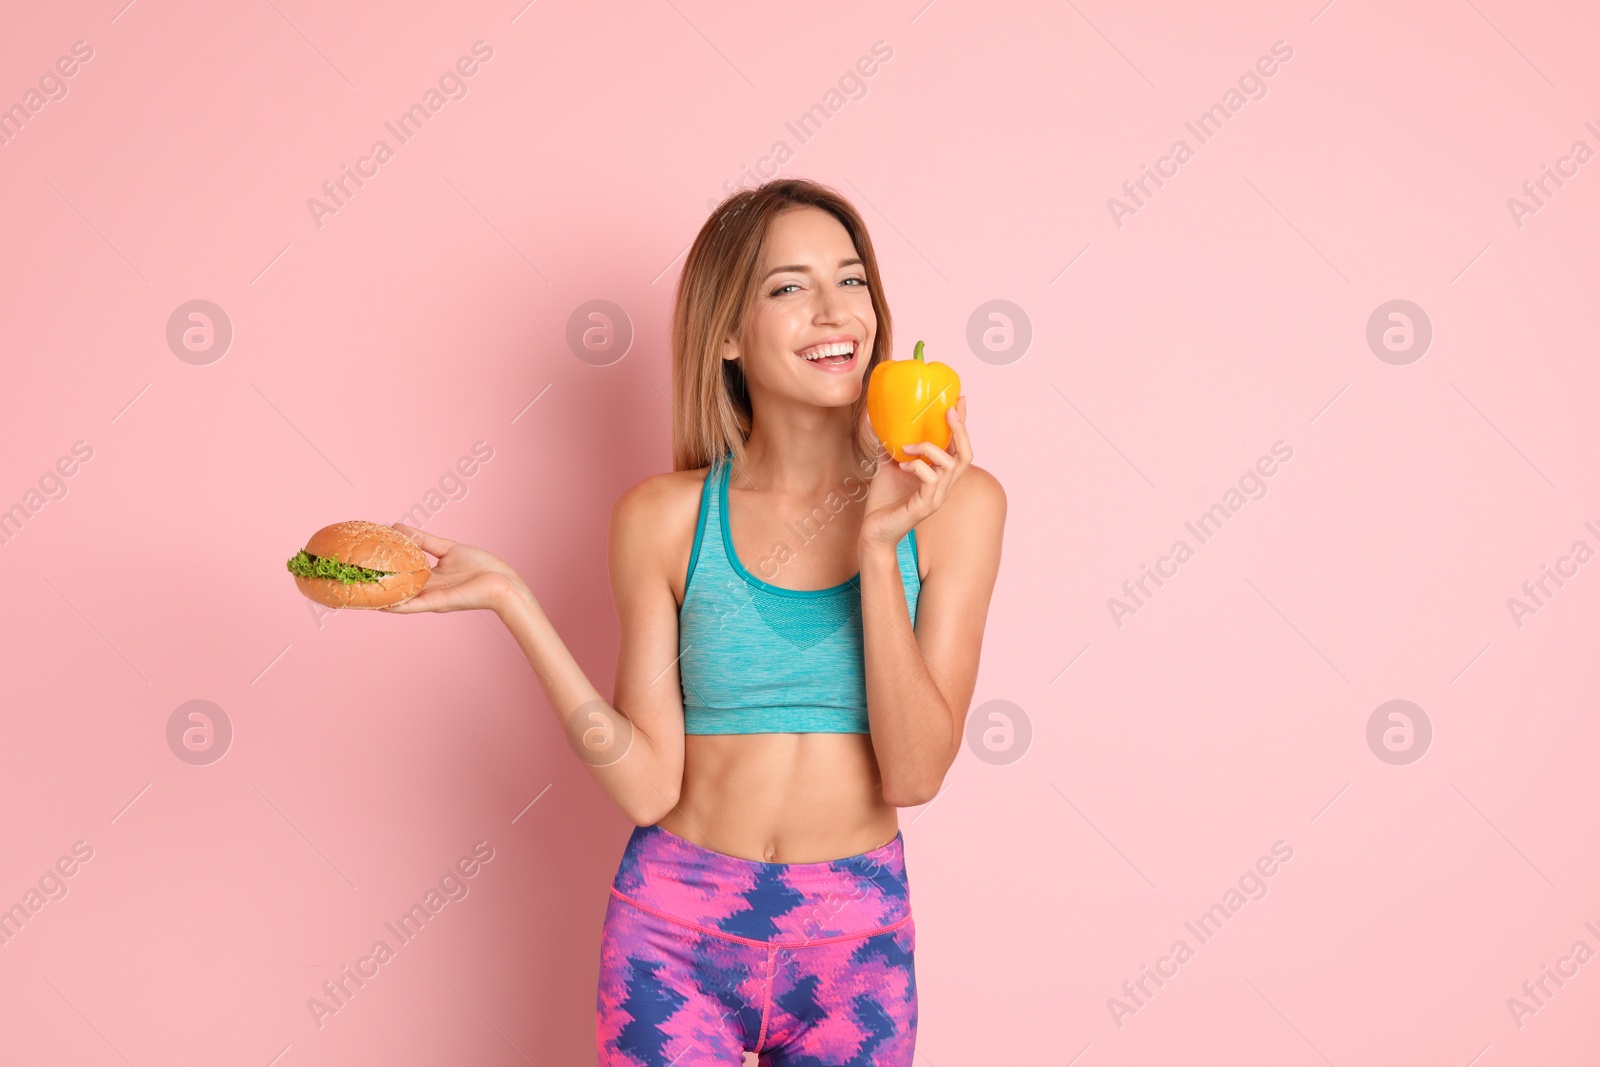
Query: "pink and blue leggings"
596 822 918 1065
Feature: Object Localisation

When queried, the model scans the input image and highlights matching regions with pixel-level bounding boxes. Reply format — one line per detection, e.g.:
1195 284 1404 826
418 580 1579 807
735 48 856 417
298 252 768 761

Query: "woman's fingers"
898 456 939 486
901 399 972 509
392 523 457 559
903 433 959 486
949 396 973 465
379 592 434 614
905 442 955 471
379 575 471 614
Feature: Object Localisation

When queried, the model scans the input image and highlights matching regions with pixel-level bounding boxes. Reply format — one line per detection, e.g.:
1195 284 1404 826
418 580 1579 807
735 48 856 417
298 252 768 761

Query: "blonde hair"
670 178 893 473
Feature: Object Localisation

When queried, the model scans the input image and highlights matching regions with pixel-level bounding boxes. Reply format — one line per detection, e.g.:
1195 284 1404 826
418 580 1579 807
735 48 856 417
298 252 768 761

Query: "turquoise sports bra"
677 452 921 734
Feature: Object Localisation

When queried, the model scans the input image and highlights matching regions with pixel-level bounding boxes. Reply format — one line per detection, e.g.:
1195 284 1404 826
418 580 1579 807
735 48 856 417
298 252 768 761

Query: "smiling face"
722 204 877 411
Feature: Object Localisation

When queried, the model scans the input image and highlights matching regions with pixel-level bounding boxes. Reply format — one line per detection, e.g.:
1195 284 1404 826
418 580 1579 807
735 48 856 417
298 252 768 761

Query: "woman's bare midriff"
655 732 902 864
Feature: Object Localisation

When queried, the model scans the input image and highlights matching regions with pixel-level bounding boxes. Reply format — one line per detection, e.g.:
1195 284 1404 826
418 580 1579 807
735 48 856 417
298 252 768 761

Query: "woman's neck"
740 412 868 494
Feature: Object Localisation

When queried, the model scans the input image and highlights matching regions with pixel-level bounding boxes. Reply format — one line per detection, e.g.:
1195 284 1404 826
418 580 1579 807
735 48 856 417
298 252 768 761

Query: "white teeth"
799 341 855 360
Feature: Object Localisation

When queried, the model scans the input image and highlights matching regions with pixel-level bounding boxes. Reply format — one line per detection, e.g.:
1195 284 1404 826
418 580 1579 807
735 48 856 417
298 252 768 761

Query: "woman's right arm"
486 477 687 826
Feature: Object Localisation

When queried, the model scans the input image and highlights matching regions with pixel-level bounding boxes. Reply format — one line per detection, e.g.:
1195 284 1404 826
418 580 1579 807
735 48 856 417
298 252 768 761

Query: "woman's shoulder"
609 464 716 597
612 464 714 528
922 462 1005 527
955 462 1005 501
912 462 1007 575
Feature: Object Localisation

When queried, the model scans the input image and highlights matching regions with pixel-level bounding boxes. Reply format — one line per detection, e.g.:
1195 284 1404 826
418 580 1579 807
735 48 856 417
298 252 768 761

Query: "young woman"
383 178 1005 1065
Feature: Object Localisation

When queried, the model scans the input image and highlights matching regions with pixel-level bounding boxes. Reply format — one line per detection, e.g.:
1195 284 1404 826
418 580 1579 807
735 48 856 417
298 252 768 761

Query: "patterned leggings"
596 822 918 1065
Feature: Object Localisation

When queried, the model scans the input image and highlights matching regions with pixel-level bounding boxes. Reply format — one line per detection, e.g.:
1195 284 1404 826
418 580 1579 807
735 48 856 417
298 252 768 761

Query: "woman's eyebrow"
761 257 864 281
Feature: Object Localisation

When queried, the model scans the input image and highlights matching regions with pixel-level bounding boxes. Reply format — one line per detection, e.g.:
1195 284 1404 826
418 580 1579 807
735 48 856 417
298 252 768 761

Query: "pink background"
2 0 1597 1063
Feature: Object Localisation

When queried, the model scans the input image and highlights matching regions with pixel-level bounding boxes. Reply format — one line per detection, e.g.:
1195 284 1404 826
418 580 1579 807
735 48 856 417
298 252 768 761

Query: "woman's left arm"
858 398 1007 806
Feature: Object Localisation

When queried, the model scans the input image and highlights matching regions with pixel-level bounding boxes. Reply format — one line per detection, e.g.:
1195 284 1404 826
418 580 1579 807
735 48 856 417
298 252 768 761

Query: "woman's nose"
814 289 849 323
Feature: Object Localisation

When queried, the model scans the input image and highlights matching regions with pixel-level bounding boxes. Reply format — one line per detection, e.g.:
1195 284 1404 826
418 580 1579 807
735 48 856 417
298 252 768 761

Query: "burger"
285 520 431 609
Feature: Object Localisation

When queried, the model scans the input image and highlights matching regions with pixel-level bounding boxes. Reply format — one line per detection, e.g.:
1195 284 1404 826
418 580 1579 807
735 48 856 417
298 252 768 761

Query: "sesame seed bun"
291 520 431 609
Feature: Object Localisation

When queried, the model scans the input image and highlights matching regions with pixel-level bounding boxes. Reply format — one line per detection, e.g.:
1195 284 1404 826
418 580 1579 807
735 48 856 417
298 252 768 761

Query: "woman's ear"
721 335 741 362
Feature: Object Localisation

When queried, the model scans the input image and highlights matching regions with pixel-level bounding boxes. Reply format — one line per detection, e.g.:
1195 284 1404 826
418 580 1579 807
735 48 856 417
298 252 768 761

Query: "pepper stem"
913 340 925 363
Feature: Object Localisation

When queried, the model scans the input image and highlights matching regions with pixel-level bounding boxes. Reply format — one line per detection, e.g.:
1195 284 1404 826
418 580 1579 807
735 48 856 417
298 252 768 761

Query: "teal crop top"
677 452 921 734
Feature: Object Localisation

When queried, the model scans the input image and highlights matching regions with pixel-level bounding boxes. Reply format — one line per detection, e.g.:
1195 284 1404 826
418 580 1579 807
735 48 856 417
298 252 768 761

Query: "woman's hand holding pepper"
858 395 971 551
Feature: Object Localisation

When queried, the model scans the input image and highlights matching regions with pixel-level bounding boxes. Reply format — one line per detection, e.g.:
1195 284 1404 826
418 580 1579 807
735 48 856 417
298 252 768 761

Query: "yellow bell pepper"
867 340 961 463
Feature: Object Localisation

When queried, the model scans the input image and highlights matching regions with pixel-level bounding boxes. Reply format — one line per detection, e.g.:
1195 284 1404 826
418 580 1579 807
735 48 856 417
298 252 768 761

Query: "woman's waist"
676 731 890 839
611 817 911 944
655 789 900 864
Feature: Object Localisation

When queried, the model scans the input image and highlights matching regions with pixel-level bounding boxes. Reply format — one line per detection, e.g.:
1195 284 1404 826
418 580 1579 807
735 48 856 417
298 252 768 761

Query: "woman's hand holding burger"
378 524 528 615
283 523 636 800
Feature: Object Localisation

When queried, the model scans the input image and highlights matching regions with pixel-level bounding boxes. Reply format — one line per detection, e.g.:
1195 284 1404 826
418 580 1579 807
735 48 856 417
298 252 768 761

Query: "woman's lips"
794 345 858 373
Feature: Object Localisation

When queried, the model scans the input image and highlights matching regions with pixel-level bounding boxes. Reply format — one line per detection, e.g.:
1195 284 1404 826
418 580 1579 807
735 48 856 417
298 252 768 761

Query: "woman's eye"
771 277 867 297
